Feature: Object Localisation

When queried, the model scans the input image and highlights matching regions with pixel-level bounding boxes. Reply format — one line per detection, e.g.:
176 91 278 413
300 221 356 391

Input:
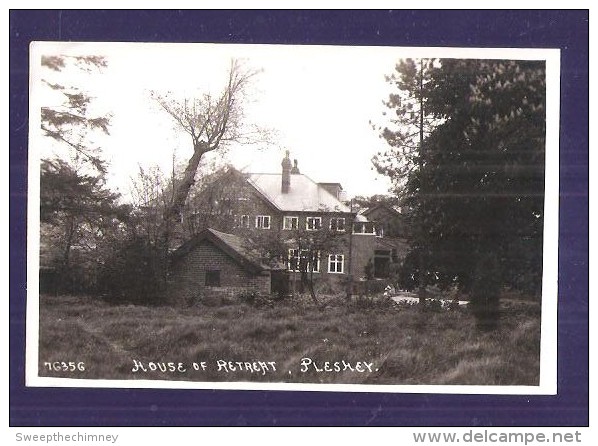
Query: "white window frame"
328 254 345 274
353 222 376 234
305 250 321 273
255 215 271 229
288 248 320 273
283 215 299 230
288 248 300 272
329 217 346 232
306 216 322 231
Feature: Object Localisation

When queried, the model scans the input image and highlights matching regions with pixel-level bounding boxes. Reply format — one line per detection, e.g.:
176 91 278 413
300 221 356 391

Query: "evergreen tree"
375 59 546 328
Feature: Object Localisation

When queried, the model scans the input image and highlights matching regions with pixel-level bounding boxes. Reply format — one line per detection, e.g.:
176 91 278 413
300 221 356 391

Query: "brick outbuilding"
168 228 271 306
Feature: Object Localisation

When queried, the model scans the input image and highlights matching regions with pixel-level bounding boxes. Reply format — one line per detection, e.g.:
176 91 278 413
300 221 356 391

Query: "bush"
236 290 274 308
314 278 344 296
97 236 167 305
349 293 395 311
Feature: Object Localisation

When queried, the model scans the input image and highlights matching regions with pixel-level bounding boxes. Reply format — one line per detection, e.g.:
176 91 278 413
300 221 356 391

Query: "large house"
169 151 407 304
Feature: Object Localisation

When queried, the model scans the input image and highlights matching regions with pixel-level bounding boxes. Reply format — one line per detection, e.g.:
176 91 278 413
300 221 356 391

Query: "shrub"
97 236 167 305
236 290 274 308
314 278 344 296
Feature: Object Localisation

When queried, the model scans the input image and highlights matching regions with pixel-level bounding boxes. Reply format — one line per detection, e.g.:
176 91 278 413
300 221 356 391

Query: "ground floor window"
288 248 320 273
328 254 345 274
205 270 221 287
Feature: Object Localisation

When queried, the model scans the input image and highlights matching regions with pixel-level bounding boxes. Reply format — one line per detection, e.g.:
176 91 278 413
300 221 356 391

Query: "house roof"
171 228 270 273
360 203 402 218
246 173 351 213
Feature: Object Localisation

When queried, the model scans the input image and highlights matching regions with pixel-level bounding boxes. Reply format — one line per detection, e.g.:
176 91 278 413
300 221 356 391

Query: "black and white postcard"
26 42 560 395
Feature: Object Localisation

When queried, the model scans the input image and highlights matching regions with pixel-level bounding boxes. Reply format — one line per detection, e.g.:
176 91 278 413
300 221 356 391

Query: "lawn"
37 293 541 386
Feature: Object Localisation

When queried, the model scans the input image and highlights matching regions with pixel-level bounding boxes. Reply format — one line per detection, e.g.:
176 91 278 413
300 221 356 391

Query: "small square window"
330 217 346 232
328 254 344 274
306 216 322 231
205 270 221 287
283 216 299 230
256 215 271 229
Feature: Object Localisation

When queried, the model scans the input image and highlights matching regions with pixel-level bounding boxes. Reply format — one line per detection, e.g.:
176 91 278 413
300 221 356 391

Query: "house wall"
350 234 377 279
169 240 270 306
363 206 408 238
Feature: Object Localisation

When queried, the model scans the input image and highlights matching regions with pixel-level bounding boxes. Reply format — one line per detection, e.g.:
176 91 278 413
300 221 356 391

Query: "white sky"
32 43 556 201
33 42 407 200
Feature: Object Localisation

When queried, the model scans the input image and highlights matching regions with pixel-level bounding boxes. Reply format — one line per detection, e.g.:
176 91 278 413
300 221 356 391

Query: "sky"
33 42 408 200
32 42 556 202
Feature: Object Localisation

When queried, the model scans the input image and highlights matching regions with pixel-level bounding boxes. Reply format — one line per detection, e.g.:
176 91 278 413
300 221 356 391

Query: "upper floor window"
239 214 250 228
306 216 322 231
256 215 271 229
353 222 376 234
283 216 299 230
329 217 346 232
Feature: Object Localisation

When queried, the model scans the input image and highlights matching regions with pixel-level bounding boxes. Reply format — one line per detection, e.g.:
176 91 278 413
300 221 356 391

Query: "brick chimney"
291 159 300 174
281 150 292 193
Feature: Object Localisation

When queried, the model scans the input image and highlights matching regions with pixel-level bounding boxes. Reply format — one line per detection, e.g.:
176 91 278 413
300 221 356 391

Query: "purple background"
9 10 588 426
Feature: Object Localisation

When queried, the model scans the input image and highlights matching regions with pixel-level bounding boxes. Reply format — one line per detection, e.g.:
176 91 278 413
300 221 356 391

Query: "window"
307 250 321 273
255 215 271 229
328 254 344 274
287 249 300 272
239 215 250 228
306 216 322 231
205 270 221 287
329 217 346 232
288 249 320 273
283 216 299 230
353 222 376 234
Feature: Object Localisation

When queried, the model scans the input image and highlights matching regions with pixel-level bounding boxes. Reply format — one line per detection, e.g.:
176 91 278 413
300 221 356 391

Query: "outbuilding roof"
171 228 270 273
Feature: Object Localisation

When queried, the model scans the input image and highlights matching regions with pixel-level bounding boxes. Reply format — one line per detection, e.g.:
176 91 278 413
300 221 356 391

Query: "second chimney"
291 159 300 174
281 150 292 193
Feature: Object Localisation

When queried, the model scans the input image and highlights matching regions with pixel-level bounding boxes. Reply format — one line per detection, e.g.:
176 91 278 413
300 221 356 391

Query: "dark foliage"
97 236 167 305
40 158 125 294
376 59 546 328
40 54 110 174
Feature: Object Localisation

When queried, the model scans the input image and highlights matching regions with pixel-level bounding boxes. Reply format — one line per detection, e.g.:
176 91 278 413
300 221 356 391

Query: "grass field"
37 293 541 386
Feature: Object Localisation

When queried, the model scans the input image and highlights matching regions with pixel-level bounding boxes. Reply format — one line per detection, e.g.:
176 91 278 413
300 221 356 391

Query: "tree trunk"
418 59 427 305
470 250 501 330
161 145 205 243
60 217 76 293
308 268 320 307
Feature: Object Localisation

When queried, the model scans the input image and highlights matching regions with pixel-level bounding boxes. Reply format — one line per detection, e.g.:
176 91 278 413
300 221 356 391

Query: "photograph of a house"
168 151 408 306
29 42 555 391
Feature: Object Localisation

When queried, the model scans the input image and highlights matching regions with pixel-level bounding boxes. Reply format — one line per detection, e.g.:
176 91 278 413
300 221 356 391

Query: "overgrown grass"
37 293 540 386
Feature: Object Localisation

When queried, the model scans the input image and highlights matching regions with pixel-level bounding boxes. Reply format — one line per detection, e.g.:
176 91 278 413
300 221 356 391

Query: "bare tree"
151 59 263 240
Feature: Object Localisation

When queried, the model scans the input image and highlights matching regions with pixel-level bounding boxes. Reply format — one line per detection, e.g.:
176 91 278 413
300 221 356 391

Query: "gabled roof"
360 203 402 218
246 173 351 213
171 228 270 273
